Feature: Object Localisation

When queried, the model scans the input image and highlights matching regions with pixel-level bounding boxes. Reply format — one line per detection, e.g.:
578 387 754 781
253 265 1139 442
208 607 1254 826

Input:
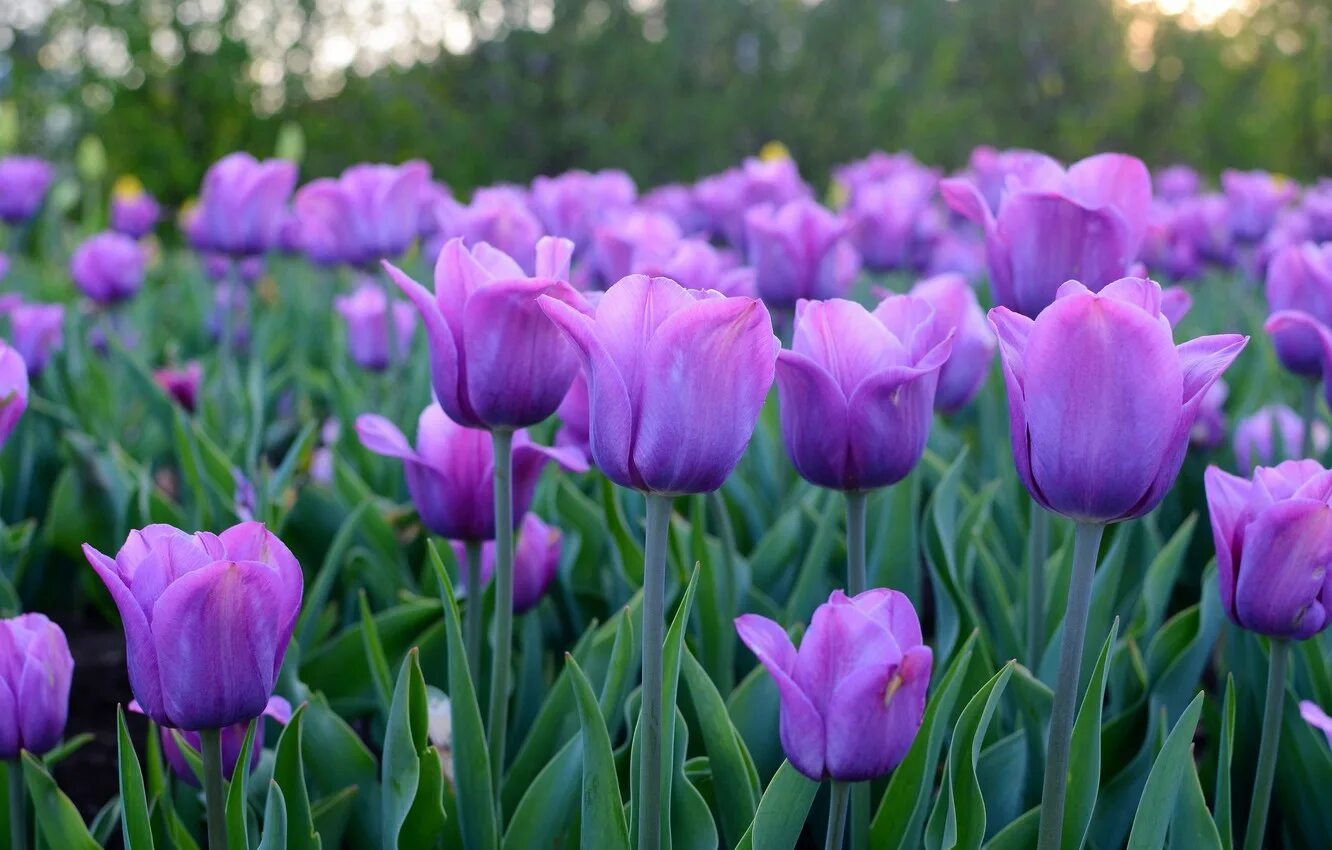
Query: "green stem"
9 758 26 850
638 494 673 850
843 490 869 850
486 429 515 805
824 781 851 850
199 728 227 850
1301 381 1318 459
464 539 484 682
1036 521 1104 850
1242 639 1289 850
1027 504 1050 670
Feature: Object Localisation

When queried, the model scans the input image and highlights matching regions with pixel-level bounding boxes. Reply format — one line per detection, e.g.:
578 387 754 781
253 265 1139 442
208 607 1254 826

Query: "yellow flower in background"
827 179 849 210
113 174 146 199
758 140 790 162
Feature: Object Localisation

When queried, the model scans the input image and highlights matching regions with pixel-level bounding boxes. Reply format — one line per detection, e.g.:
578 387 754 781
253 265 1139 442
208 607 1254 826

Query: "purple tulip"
334 282 418 372
1264 242 1332 377
5 301 64 376
1305 181 1332 243
555 369 591 461
734 588 932 781
745 199 861 308
694 158 811 248
591 210 682 285
0 253 8 282
1190 380 1228 451
641 184 704 234
356 405 586 540
1156 165 1202 203
1141 202 1203 281
776 296 952 491
908 273 995 413
70 232 146 305
0 157 54 225
450 513 562 614
845 166 941 271
635 238 756 297
1300 701 1332 747
1223 169 1296 243
941 153 1153 317
154 362 203 413
538 274 778 495
132 696 291 785
925 229 986 283
834 151 923 194
529 170 636 251
0 339 29 447
963 146 1065 214
990 277 1246 523
1231 405 1329 474
0 614 73 758
386 236 589 430
1205 460 1332 639
110 178 162 239
195 153 297 257
294 161 430 266
455 187 545 273
1174 193 1237 267
82 522 304 731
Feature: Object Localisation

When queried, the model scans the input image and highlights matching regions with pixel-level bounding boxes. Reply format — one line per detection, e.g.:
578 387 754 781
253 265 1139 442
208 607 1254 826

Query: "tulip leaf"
382 646 446 849
295 501 369 650
116 705 156 850
1063 618 1120 849
667 707 719 850
359 589 396 714
300 692 382 848
982 806 1040 849
1213 675 1236 850
566 655 630 850
258 781 289 850
1131 514 1197 637
271 703 321 850
20 751 100 850
1125 692 1205 850
225 719 258 850
502 736 582 849
602 476 645 586
428 540 498 850
732 760 820 850
681 647 760 848
1169 743 1223 850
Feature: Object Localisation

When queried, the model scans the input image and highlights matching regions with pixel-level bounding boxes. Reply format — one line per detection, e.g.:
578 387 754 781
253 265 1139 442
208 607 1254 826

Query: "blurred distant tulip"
1264 243 1332 377
453 186 545 272
1156 165 1202 203
529 170 636 251
294 160 430 266
909 273 993 413
0 157 54 225
745 199 861 308
1141 202 1203 282
555 369 591 461
591 209 682 284
1175 193 1237 267
844 166 940 271
963 146 1064 213
82 522 303 731
635 238 755 297
735 589 931 781
0 340 30 447
1301 701 1332 747
134 696 290 785
451 513 562 614
334 282 417 372
1305 181 1332 243
195 153 297 257
0 614 73 759
5 301 64 377
1232 405 1329 473
1223 169 1296 243
70 232 145 305
694 157 810 249
110 176 162 239
1191 380 1229 451
155 362 203 413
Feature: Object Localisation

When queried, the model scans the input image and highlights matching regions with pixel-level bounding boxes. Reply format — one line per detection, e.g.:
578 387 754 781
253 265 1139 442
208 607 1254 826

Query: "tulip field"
1 146 1331 850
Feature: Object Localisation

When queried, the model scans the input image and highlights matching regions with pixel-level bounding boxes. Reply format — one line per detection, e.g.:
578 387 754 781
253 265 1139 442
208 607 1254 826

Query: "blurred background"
1 0 1329 204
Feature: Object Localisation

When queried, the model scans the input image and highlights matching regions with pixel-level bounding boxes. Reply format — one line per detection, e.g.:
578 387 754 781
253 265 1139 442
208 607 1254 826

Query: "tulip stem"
1301 381 1318 459
1242 639 1289 850
638 493 673 850
1027 504 1050 670
487 428 515 805
1036 521 1104 850
199 728 227 850
842 490 869 850
464 539 483 679
8 759 26 850
824 781 851 850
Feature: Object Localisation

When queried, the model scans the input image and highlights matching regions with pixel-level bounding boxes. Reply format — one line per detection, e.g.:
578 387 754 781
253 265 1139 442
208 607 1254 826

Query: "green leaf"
602 477 645 585
225 720 258 850
295 502 369 650
271 704 321 850
1214 676 1236 850
502 737 581 849
681 648 760 849
1125 692 1205 850
258 782 289 850
1169 744 1223 850
983 807 1040 850
359 590 396 714
117 706 156 850
382 647 445 849
1063 618 1120 849
301 694 381 849
21 752 100 849
732 760 819 850
566 656 630 850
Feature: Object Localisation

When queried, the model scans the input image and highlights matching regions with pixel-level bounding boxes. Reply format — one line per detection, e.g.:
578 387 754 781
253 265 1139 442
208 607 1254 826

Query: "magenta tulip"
0 339 29 447
154 363 203 413
1264 243 1332 377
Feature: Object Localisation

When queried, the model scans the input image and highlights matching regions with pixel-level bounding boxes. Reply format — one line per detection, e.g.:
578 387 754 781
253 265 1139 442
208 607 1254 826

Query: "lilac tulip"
1231 405 1329 474
834 151 922 194
455 187 545 273
1141 202 1203 281
591 210 682 285
1305 181 1332 243
941 153 1153 317
195 153 297 257
641 184 704 235
294 161 430 266
0 157 54 225
5 301 64 376
133 696 291 785
0 614 73 758
538 274 778 495
925 229 986 283
356 405 586 540
1174 193 1237 267
1190 380 1228 451
0 340 29 447
555 369 591 461
154 363 203 413
745 199 861 308
1156 165 1202 203
845 167 940 271
529 170 636 251
635 238 756 297
735 588 932 781
1206 460 1332 639
990 277 1246 523
1223 169 1296 243
776 296 952 491
963 146 1065 214
110 177 162 239
908 273 994 413
1264 243 1332 376
450 513 562 614
82 522 303 731
386 236 589 429
1301 701 1332 747
694 157 811 248
70 232 145 305
334 282 417 372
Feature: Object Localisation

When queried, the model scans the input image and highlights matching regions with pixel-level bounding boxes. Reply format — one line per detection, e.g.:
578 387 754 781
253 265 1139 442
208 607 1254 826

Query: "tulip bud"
0 156 54 225
110 176 162 239
132 696 290 785
1265 243 1332 377
293 161 430 267
0 614 73 758
6 301 64 377
334 282 417 372
0 339 29 448
196 153 298 257
908 273 993 413
450 513 562 614
70 232 145 305
744 199 861 309
154 362 203 413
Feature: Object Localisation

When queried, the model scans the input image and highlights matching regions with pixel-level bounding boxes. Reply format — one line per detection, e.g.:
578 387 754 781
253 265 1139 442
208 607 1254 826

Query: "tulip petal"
1065 153 1153 256
1161 286 1193 327
1300 700 1332 748
1266 311 1332 404
595 275 698 401
534 236 575 280
775 350 851 490
852 588 925 648
1178 334 1250 406
17 628 72 754
84 543 166 722
824 645 931 781
1204 465 1253 621
355 414 418 461
513 435 590 521
383 260 478 427
792 299 901 397
264 695 294 725
0 679 16 757
735 614 826 781
1235 499 1332 639
1096 276 1164 318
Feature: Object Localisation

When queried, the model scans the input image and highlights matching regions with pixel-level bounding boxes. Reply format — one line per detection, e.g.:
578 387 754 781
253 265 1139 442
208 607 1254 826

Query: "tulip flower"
70 232 146 305
0 340 29 448
0 253 8 282
356 404 586 541
1264 243 1332 377
1141 202 1203 282
745 199 861 309
110 176 162 239
529 169 636 251
0 157 54 225
641 183 705 234
5 301 64 377
453 186 545 273
844 166 941 272
1300 701 1332 748
555 369 591 462
450 513 562 615
155 362 203 413
694 157 811 249
386 236 588 430
591 209 682 284
82 522 303 732
1156 165 1202 203
963 146 1065 213
132 696 291 785
1191 380 1229 451
1305 181 1332 243
734 588 932 782
635 238 756 297
908 273 994 413
941 153 1152 317
334 282 418 372
1175 193 1237 267
294 161 430 267
1232 405 1329 473
0 613 73 759
194 153 297 257
1223 169 1296 243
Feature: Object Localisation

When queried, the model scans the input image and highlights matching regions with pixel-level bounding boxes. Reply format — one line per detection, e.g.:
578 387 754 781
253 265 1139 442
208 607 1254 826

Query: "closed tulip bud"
1222 169 1296 243
294 161 430 267
941 153 1152 317
196 153 298 257
735 589 932 781
1190 380 1229 451
0 340 29 447
386 236 589 429
131 696 290 785
356 405 587 541
1264 243 1332 377
845 167 940 272
450 513 562 614
776 296 952 491
1300 701 1332 747
0 157 54 225
71 232 145 305
991 277 1246 523
695 158 810 249
1230 404 1329 473
6 301 64 376
0 614 73 758
334 282 417 372
457 187 545 273
154 362 203 413
745 199 861 308
529 170 637 251
82 523 304 731
592 209 682 284
908 273 994 413
1206 461 1332 639
110 176 162 239
538 274 778 495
